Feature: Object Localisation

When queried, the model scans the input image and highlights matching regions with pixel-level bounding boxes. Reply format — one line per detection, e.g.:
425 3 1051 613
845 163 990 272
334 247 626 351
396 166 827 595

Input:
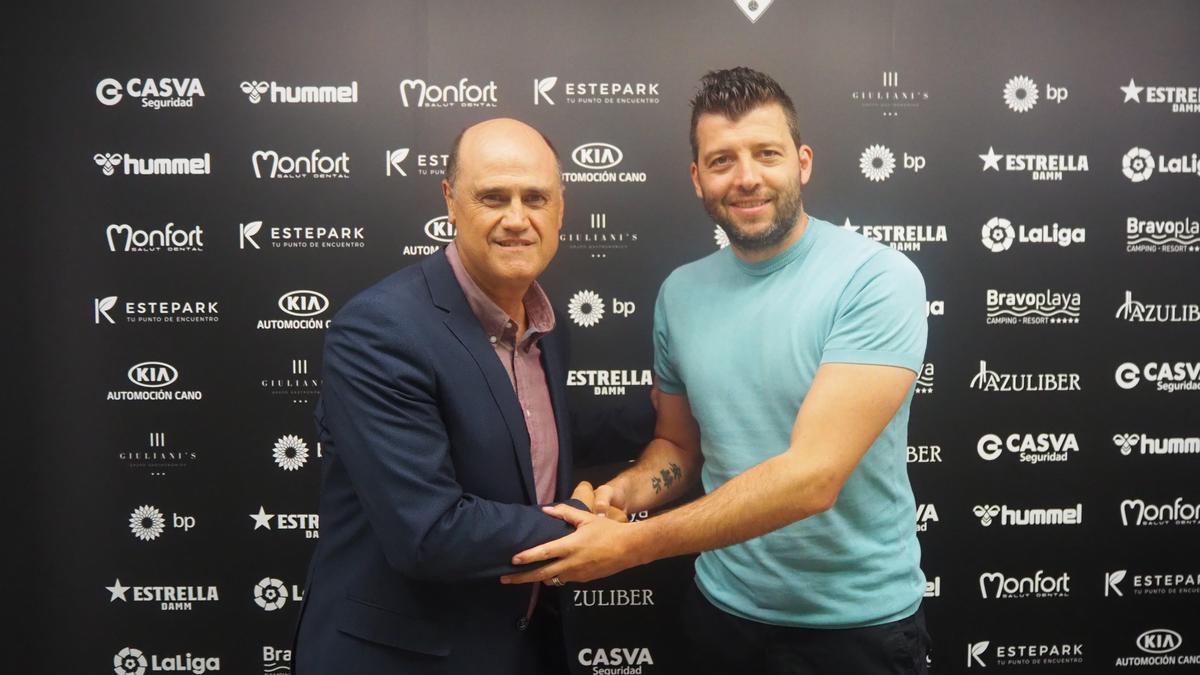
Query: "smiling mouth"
494 239 535 247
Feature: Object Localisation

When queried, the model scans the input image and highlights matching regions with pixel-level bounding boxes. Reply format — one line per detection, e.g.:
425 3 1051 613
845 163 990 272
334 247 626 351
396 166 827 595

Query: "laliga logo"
1123 147 1155 182
1115 362 1141 389
981 217 1016 252
114 647 148 675
534 76 557 105
240 81 270 104
1113 433 1138 455
95 152 123 176
572 143 623 170
254 577 289 611
973 505 1001 527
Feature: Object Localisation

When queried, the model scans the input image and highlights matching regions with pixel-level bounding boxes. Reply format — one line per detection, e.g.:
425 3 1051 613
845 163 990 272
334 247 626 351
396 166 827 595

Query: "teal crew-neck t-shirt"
653 215 928 628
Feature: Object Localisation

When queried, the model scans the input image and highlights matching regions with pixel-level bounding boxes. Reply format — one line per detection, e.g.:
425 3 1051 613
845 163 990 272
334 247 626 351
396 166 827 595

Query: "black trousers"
681 583 931 675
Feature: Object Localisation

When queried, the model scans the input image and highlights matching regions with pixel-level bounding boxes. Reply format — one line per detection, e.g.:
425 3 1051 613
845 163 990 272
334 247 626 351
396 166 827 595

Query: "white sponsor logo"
1115 290 1199 322
424 216 456 243
1106 569 1200 597
272 435 310 471
973 503 1083 527
110 362 202 402
1125 216 1200 253
915 503 939 532
1123 146 1200 182
915 363 934 394
253 577 303 612
969 360 1082 392
577 648 654 667
981 217 1085 252
1138 629 1182 654
534 76 660 105
1002 75 1069 113
967 641 989 667
534 77 557 105
977 433 1079 463
1113 433 1200 456
128 362 179 388
1122 78 1200 113
979 146 1088 180
567 369 653 397
95 153 211 176
926 301 944 317
714 225 730 249
851 71 930 117
399 77 497 107
924 575 941 597
1115 628 1200 667
1115 361 1200 392
386 148 409 176
843 218 947 252
572 589 655 607
95 297 220 325
563 143 646 183
979 570 1070 599
119 432 197 477
240 220 366 251
113 646 221 674
239 80 357 104
967 641 1084 667
251 506 319 537
106 578 219 611
1121 498 1200 527
129 505 195 541
97 77 205 108
262 646 292 675
733 0 773 23
259 358 322 404
259 293 332 331
107 222 204 253
907 444 942 463
859 144 925 181
986 289 1080 324
565 292 636 327
561 213 639 259
252 149 349 179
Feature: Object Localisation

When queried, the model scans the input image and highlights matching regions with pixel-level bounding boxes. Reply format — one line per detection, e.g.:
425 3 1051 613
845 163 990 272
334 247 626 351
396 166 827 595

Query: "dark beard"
706 182 804 252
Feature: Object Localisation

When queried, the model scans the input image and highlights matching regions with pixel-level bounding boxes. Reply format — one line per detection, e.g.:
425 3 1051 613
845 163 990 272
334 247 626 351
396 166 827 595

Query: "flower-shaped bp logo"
254 577 289 611
129 505 166 541
1003 75 1039 113
713 225 730 249
981 217 1016 253
113 646 147 675
1122 147 1154 183
567 290 605 328
1113 433 1138 456
240 80 270 104
273 434 310 471
973 504 1002 527
94 153 122 176
859 144 896 182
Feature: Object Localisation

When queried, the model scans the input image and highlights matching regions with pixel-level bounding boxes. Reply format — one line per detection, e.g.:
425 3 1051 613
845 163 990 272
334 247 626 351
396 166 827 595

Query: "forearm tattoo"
650 462 684 494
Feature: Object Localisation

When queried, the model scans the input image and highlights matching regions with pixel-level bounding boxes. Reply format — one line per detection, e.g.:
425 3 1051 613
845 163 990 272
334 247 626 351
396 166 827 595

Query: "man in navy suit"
294 118 594 674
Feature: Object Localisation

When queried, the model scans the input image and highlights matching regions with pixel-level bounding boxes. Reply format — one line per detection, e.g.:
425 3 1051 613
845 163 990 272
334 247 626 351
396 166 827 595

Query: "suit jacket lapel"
421 251 538 505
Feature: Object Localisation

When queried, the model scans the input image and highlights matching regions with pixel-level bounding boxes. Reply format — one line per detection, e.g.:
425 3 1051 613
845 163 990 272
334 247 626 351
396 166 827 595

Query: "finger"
543 503 597 528
603 505 627 522
511 534 573 566
593 484 614 512
502 560 568 585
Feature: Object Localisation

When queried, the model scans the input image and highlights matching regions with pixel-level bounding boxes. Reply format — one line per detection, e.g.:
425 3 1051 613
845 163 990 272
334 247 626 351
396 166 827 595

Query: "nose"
500 196 529 229
732 157 761 192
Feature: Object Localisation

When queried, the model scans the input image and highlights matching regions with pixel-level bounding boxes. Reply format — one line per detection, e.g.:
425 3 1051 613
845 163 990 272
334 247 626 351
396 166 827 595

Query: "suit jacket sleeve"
319 293 579 582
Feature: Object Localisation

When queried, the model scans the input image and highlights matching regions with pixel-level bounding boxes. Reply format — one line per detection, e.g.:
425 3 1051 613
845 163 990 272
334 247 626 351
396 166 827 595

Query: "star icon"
107 578 130 602
1120 78 1144 103
980 146 1003 172
250 506 274 530
842 218 861 234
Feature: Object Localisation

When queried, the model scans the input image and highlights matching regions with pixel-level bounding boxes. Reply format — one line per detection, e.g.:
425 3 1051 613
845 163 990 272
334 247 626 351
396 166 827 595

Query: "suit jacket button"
516 616 530 632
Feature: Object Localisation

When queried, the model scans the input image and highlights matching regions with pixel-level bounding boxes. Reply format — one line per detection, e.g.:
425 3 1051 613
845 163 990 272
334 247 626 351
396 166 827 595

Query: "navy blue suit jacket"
294 251 582 673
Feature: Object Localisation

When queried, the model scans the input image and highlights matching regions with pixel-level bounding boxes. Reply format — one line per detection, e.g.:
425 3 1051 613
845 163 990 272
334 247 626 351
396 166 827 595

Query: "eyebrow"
473 184 555 195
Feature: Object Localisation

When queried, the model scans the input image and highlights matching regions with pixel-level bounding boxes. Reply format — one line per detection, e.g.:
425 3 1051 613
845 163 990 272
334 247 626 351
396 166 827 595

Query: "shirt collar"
445 242 555 348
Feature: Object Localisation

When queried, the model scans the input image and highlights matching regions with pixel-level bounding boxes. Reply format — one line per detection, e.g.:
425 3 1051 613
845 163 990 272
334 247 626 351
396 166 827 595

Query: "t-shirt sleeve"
821 249 928 373
652 279 686 394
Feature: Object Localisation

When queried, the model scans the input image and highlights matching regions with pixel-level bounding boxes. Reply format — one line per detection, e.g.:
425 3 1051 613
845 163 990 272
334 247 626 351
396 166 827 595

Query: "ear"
441 179 455 224
689 162 703 199
797 144 814 187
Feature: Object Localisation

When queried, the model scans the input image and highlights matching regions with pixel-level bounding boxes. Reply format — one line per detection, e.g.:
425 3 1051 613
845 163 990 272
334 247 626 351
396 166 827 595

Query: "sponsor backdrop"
21 1 1200 673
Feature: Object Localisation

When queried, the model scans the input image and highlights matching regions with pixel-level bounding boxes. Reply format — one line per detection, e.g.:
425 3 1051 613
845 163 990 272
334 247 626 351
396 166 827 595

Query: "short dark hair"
689 67 802 160
444 126 562 189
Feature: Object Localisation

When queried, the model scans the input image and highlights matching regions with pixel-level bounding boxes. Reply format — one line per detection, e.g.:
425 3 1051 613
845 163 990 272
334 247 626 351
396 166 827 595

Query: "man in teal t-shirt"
503 67 931 673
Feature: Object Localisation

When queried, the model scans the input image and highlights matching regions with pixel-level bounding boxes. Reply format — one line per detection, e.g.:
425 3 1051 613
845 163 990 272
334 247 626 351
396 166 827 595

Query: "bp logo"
254 577 289 611
981 217 1015 252
567 290 605 328
1003 75 1039 113
113 646 148 675
713 225 730 249
129 505 166 541
859 144 896 182
1123 147 1154 183
273 435 310 471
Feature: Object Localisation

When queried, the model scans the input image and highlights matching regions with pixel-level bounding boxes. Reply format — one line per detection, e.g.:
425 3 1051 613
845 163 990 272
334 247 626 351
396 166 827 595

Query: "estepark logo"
561 213 640 259
572 588 655 607
980 217 1086 252
858 144 925 181
253 577 304 612
109 362 203 402
977 433 1079 464
986 289 1081 324
566 290 636 328
532 76 660 106
386 148 408 176
969 360 1081 392
577 647 654 672
107 222 204 253
252 149 350 179
1002 75 1069 113
106 578 219 611
239 220 366 251
567 369 652 397
1106 569 1200 598
1114 628 1200 667
563 142 647 183
1122 78 1200 113
915 363 934 394
272 435 312 471
842 218 947 252
1121 498 1200 527
979 570 1071 599
850 70 930 118
257 291 331 330
97 77 205 109
979 146 1088 181
399 77 497 108
1126 216 1200 253
1122 147 1200 182
915 503 939 532
119 432 197 477
128 505 196 541
113 646 221 675
239 79 358 104
907 444 942 463
1115 290 1200 322
259 357 322 404
1113 433 1200 457
95 152 211 176
733 0 773 23
973 503 1083 527
966 640 1084 668
1115 361 1200 392
94 296 220 325
250 506 319 538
